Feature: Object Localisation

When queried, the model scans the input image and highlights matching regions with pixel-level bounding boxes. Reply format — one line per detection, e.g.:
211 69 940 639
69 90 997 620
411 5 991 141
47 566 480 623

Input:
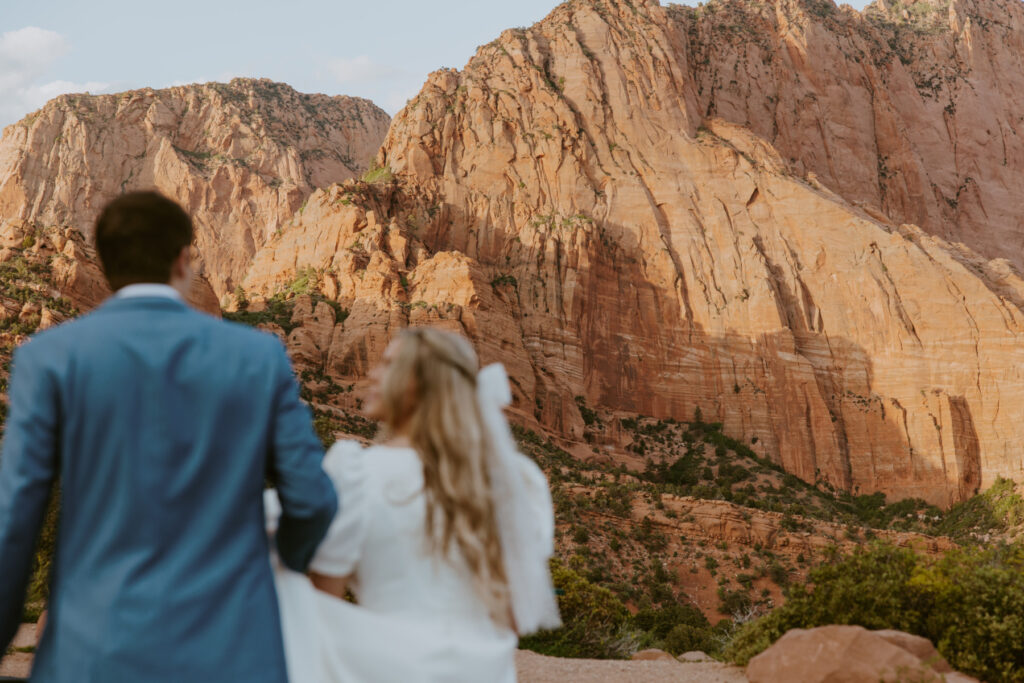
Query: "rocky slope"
0 79 390 298
238 0 1024 506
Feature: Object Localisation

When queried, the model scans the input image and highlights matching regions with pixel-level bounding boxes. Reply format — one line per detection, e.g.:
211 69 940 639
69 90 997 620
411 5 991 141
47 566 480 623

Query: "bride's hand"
308 571 350 599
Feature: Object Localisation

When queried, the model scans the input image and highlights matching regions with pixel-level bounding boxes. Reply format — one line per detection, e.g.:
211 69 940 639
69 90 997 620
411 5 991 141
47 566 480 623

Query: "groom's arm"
267 342 338 572
0 344 59 651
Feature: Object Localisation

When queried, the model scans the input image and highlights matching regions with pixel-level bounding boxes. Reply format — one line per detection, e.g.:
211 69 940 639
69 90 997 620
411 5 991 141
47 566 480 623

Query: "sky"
0 0 869 128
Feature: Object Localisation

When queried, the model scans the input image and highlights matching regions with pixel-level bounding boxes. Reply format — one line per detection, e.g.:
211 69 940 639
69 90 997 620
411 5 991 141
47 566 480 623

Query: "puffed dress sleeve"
308 440 370 577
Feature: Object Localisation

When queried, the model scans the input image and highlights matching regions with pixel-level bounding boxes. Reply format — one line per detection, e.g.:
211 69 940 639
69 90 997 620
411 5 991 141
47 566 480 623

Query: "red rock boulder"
746 625 979 683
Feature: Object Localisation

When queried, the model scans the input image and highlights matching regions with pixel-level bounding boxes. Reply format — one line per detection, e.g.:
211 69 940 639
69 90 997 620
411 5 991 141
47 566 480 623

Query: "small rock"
38 308 64 330
19 302 41 321
631 648 675 662
678 651 715 663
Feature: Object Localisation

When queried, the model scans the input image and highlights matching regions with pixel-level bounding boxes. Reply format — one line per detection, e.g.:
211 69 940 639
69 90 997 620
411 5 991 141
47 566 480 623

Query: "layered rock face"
243 0 1024 505
678 0 1024 270
0 79 390 297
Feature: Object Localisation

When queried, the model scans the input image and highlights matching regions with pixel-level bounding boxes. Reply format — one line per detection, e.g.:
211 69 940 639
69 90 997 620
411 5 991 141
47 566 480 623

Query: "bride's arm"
308 571 351 599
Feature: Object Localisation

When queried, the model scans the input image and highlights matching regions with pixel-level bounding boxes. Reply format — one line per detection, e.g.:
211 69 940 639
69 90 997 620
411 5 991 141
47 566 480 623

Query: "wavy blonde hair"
376 327 511 626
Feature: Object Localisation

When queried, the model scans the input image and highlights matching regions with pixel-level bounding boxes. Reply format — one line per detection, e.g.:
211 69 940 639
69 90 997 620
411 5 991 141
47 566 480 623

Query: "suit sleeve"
267 341 338 572
0 344 59 650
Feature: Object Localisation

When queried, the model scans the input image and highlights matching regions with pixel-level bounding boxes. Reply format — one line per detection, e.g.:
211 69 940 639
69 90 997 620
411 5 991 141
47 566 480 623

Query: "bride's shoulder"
325 439 366 459
322 439 368 482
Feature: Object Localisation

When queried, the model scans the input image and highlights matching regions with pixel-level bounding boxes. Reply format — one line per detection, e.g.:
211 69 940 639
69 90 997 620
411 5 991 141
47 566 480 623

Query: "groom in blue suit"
0 192 338 681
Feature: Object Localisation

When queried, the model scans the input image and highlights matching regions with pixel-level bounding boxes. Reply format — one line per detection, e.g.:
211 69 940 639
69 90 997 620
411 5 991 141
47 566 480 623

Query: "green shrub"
723 542 1024 682
937 477 1024 542
361 164 394 185
491 274 518 288
632 603 723 656
633 603 709 640
717 586 753 616
234 285 249 311
312 414 338 448
223 291 348 334
519 559 634 659
663 623 717 654
287 267 317 296
574 396 600 426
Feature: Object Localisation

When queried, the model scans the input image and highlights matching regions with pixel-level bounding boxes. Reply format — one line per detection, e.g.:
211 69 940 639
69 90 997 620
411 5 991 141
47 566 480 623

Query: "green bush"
287 267 317 296
723 542 1024 682
234 285 249 311
519 559 634 659
633 603 709 640
361 164 394 185
663 623 717 654
717 586 753 616
937 477 1024 542
223 292 348 334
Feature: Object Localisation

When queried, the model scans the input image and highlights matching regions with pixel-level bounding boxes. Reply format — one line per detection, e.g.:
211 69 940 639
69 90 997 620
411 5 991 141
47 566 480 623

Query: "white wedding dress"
265 440 533 682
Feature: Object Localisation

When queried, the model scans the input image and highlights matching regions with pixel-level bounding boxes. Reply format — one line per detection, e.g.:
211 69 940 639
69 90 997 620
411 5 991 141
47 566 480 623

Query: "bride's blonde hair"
377 327 511 626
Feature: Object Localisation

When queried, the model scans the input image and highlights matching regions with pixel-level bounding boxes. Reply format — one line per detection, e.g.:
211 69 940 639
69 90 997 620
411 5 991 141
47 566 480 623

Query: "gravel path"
516 650 749 683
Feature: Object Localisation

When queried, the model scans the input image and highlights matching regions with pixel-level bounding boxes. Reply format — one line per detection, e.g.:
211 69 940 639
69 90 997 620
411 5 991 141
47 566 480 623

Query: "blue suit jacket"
0 295 338 682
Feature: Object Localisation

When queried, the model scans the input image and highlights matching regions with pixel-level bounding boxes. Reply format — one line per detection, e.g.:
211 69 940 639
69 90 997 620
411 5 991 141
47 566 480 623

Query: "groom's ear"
170 246 192 279
166 246 194 294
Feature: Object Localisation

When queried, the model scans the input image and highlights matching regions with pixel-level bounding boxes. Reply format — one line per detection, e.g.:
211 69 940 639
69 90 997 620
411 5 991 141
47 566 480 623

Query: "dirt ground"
516 650 749 682
0 624 33 678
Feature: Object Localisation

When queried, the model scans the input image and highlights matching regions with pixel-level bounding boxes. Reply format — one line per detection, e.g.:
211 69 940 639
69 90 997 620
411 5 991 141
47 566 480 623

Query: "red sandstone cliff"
0 78 390 298
241 0 1024 506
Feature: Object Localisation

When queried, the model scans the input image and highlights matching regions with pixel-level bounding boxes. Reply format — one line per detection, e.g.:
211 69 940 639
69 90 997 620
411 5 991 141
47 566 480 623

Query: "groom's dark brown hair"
95 191 194 290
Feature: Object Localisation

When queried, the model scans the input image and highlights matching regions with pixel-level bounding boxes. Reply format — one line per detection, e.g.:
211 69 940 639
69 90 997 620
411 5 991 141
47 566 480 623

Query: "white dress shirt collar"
114 283 184 301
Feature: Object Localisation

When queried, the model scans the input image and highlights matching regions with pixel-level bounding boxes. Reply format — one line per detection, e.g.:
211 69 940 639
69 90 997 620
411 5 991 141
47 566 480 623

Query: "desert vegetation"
513 410 1024 677
725 542 1024 681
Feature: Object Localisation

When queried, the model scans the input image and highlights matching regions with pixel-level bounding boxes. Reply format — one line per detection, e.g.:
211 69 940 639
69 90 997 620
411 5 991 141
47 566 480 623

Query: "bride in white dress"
264 328 561 682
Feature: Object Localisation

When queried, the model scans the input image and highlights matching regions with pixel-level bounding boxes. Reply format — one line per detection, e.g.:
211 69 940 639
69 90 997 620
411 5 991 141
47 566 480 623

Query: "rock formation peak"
0 79 391 297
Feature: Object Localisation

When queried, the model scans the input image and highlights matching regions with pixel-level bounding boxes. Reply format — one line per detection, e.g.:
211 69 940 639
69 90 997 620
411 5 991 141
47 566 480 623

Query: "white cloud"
0 26 68 72
0 27 109 128
327 55 405 84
